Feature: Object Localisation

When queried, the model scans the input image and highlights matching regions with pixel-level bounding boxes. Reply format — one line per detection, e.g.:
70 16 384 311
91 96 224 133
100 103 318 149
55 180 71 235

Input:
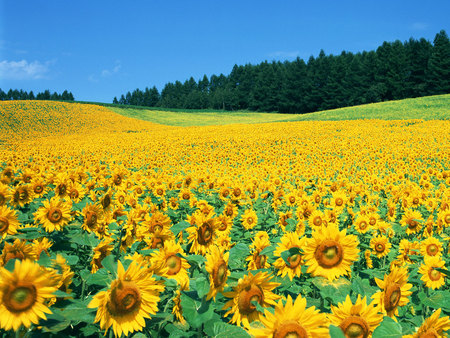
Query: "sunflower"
303 224 359 281
353 214 372 234
141 211 172 235
1 239 37 266
172 289 186 324
10 184 33 208
0 182 10 206
50 254 74 296
88 260 165 337
150 240 190 290
81 203 104 232
420 236 443 258
394 239 420 267
328 294 383 338
91 238 115 273
0 205 19 240
205 245 230 300
308 209 325 229
0 259 58 331
418 256 446 290
400 208 423 235
34 197 72 233
241 208 258 230
247 232 271 270
222 201 238 219
273 232 306 280
143 227 174 249
222 271 281 328
372 266 413 318
98 189 114 214
186 211 218 255
329 190 348 211
32 237 53 258
370 234 392 259
248 294 329 338
30 179 48 198
403 308 450 338
66 181 87 203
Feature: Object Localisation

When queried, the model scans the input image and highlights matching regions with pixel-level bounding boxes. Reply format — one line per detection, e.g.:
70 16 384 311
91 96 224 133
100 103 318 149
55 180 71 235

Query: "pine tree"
427 30 450 94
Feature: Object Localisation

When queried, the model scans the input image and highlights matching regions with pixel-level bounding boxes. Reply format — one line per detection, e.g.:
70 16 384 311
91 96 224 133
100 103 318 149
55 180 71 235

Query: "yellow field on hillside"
0 100 449 337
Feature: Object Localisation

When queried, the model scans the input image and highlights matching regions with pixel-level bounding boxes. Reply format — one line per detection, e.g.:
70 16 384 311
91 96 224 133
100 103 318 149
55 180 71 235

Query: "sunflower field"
0 100 449 337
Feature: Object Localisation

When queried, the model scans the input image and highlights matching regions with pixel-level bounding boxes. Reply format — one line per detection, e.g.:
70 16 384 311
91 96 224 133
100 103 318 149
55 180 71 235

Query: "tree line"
0 89 75 101
114 30 450 114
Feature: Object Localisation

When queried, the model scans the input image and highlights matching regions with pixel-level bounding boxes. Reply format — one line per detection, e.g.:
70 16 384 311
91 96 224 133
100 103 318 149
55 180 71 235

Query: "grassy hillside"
108 94 450 126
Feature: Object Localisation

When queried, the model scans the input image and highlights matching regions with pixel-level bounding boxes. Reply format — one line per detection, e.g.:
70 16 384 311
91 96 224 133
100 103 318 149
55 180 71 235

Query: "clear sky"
1 0 449 103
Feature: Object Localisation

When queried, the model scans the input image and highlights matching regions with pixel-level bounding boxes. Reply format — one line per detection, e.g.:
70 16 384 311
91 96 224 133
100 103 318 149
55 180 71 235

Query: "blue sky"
1 0 449 103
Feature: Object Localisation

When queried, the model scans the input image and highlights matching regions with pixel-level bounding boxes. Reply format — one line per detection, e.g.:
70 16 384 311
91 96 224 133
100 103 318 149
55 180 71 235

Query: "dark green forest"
0 89 74 101
114 30 450 113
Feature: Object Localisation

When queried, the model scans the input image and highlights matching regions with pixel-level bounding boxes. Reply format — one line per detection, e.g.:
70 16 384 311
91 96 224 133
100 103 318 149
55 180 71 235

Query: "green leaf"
329 325 346 338
351 276 377 298
229 243 250 270
312 277 352 305
180 293 215 329
194 276 210 298
101 254 117 275
41 311 71 333
285 218 297 232
171 220 191 236
186 254 206 265
419 290 450 311
204 320 250 338
38 252 53 267
372 316 402 338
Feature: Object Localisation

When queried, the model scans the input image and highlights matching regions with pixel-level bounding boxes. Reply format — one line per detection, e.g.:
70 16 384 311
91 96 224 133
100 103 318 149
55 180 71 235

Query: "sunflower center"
3 283 37 313
369 217 377 226
238 284 264 315
119 196 125 204
109 281 142 315
198 224 212 245
340 316 370 338
213 262 228 287
47 208 63 223
151 237 164 249
255 253 267 269
157 188 164 196
290 196 296 204
102 195 111 209
313 216 322 227
222 190 230 197
86 211 98 227
444 215 450 224
429 269 441 281
407 219 418 229
359 221 368 230
315 240 344 269
384 284 401 312
375 243 385 253
34 184 44 193
166 255 182 275
426 244 439 256
273 320 308 338
218 219 228 231
247 217 254 224
335 198 344 206
315 195 321 204
70 189 79 199
287 252 301 269
57 184 66 196
0 193 5 205
114 175 122 185
0 216 9 232
233 188 241 197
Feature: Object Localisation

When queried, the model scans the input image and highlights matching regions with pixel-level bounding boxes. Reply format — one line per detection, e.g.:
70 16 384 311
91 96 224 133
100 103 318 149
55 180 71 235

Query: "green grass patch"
106 94 450 126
